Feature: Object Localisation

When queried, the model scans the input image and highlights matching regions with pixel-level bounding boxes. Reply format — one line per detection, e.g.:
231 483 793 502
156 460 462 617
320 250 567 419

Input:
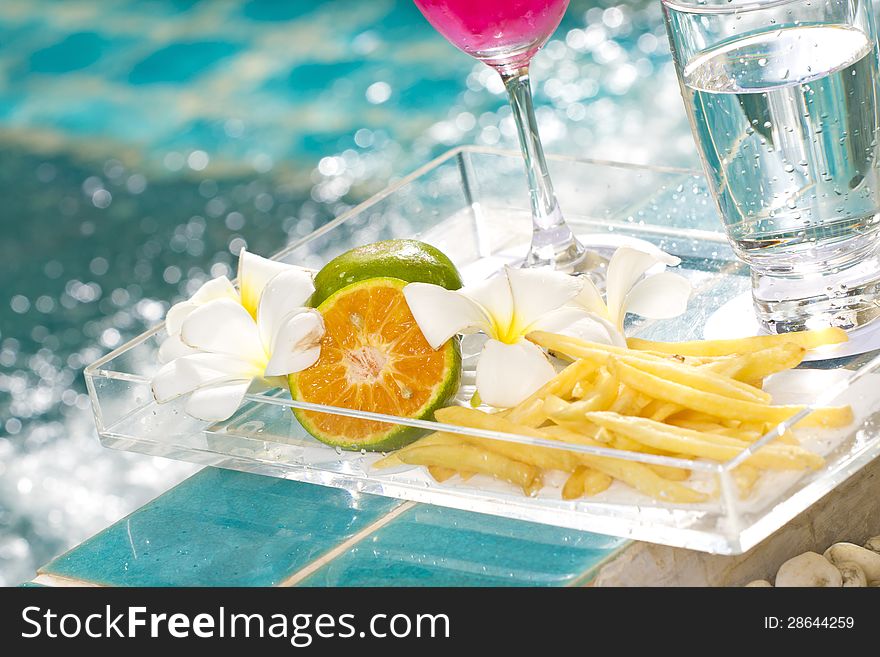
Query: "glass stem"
500 66 585 270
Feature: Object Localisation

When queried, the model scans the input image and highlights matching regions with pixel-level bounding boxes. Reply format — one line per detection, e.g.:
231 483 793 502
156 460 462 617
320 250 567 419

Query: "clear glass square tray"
85 146 880 555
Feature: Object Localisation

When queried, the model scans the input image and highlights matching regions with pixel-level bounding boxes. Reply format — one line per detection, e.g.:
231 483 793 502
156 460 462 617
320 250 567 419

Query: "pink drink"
413 0 569 70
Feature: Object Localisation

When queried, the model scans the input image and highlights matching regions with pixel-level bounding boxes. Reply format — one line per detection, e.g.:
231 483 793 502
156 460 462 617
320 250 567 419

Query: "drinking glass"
664 0 880 333
413 0 587 271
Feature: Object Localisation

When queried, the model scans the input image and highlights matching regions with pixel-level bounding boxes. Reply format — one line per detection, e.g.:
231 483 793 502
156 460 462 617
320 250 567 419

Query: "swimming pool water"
0 0 695 585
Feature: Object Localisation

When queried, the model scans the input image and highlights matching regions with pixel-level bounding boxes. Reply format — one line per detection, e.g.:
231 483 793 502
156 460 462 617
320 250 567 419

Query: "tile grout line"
565 542 633 587
32 573 104 587
277 501 418 587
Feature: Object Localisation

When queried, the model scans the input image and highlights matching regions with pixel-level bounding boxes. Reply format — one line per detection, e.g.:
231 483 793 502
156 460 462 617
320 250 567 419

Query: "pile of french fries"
374 327 854 503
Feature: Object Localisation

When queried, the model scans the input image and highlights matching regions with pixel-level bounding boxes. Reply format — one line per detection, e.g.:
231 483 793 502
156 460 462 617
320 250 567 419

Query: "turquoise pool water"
0 0 694 585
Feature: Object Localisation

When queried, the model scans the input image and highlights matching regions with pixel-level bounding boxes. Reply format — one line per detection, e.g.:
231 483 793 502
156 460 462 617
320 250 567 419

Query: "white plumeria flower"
403 245 691 408
158 276 239 363
574 245 692 333
151 250 324 422
157 249 315 362
404 267 597 408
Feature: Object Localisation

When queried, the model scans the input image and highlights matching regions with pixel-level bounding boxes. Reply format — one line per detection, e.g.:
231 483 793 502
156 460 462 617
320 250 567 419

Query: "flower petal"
264 310 325 376
475 339 556 408
191 275 239 304
572 277 608 318
606 246 679 328
179 298 265 363
165 277 239 336
165 301 198 337
526 306 624 346
505 266 583 336
622 272 692 320
459 272 514 339
403 283 491 349
151 352 255 402
257 269 316 350
560 314 627 347
238 249 307 317
527 306 598 334
185 380 252 422
157 334 198 363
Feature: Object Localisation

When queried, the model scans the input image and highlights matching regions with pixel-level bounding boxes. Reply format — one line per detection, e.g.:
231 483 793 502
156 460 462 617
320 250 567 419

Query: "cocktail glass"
413 0 588 271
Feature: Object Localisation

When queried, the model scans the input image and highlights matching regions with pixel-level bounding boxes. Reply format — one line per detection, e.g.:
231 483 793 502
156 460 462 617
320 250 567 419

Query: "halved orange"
288 277 461 451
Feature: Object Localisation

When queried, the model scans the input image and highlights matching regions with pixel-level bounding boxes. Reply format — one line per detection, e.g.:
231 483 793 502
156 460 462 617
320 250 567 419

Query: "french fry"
534 417 697 478
647 464 692 481
608 385 651 415
427 465 457 483
609 359 852 428
728 343 806 381
530 424 706 502
434 407 582 472
562 466 613 500
579 368 619 409
585 412 824 470
528 331 667 364
437 406 707 503
570 428 692 480
617 354 771 404
698 357 743 378
505 358 598 426
399 444 541 494
669 419 762 442
427 467 476 482
528 330 625 356
392 328 842 504
542 383 617 422
540 394 572 419
626 326 847 357
373 432 466 469
604 431 666 455
530 330 728 368
771 428 799 445
647 401 682 422
732 465 761 499
567 450 706 503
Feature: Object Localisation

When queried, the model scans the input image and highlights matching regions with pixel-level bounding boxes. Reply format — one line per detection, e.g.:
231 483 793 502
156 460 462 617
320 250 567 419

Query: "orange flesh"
295 282 448 443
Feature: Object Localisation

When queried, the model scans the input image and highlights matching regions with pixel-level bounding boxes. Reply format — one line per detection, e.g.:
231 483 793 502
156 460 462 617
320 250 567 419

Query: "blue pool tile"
41 468 401 587
127 41 240 85
299 505 626 587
